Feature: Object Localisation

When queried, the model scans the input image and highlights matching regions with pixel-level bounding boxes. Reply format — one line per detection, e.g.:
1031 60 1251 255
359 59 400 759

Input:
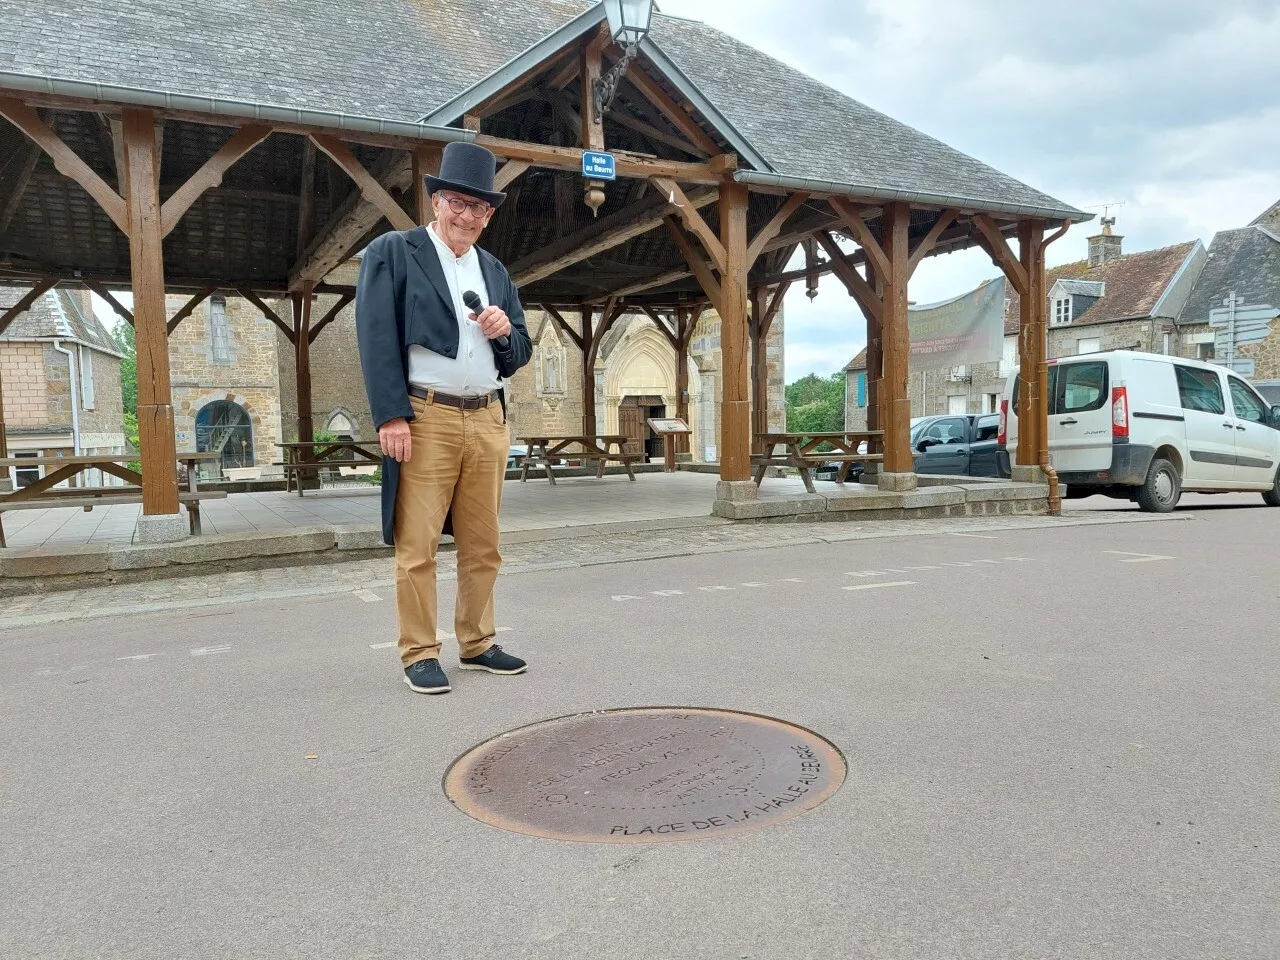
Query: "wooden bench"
752 431 885 494
0 489 227 547
276 441 382 496
517 435 644 485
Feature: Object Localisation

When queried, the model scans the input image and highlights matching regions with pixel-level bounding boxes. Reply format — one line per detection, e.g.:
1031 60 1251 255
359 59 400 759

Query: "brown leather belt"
408 385 499 410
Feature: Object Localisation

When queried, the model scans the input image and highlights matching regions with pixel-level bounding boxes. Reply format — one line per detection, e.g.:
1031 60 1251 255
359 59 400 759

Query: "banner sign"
908 277 1007 370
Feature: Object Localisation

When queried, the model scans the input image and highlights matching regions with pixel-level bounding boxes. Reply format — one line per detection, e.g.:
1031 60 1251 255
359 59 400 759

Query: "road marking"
652 589 684 596
115 654 162 661
1105 551 1176 563
354 589 382 603
190 646 231 657
950 532 998 539
972 559 1003 564
843 581 916 591
1001 557 1033 562
780 578 805 583
904 565 939 571
739 582 768 587
942 561 974 567
698 585 734 592
612 595 642 601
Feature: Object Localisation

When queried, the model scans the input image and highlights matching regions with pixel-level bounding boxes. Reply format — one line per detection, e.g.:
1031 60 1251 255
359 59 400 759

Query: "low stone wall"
713 480 1051 522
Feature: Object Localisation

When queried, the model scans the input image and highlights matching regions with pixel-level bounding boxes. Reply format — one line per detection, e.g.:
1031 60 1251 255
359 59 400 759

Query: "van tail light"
998 399 1009 445
1112 386 1129 439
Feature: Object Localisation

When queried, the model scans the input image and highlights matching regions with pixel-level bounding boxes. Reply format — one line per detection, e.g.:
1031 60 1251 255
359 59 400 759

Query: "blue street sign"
582 151 617 181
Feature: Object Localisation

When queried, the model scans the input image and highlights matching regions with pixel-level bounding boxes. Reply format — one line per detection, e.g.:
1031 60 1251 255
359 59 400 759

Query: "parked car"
999 350 1280 511
814 414 1001 482
909 413 1003 476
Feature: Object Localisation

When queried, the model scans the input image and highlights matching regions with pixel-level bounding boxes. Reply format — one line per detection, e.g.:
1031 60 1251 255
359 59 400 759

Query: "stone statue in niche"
545 355 559 393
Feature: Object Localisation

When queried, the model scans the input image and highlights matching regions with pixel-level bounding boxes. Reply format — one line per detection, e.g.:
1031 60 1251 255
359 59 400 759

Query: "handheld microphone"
463 289 508 350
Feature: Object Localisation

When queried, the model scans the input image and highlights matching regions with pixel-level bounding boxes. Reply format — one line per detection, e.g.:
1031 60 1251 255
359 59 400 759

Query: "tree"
785 371 846 435
112 323 137 417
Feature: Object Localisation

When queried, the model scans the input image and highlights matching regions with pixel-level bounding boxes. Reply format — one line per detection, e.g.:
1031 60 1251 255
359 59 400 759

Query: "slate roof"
1250 200 1280 230
0 1 1082 221
1178 227 1280 326
1002 241 1201 330
845 347 868 372
0 286 121 354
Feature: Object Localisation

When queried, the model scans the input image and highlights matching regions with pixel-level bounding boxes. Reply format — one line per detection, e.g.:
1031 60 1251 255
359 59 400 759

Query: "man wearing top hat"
356 141 533 695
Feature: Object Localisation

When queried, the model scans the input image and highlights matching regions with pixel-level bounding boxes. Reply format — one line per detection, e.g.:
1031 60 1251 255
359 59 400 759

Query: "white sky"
97 1 1280 382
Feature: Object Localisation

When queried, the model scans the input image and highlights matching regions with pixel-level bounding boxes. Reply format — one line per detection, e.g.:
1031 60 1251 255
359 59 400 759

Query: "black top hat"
423 141 506 208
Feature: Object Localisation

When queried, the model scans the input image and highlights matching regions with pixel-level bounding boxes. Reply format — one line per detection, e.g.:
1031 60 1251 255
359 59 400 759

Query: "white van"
999 350 1280 512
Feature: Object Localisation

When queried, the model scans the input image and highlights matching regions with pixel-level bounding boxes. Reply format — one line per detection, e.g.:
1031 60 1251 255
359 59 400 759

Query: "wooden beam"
814 231 882 324
0 140 40 236
290 150 414 288
297 140 316 259
718 180 751 482
308 290 355 343
462 114 482 133
474 133 724 185
83 280 135 327
606 107 706 158
641 306 680 348
622 62 721 157
466 42 580 119
827 196 889 281
746 192 809 268
761 280 790 340
293 287 315 443
510 186 713 286
494 159 531 192
599 265 693 302
972 214 1029 296
0 97 128 233
542 305 584 350
0 277 57 337
664 215 722 313
411 145 441 225
238 287 294 342
907 208 959 277
159 125 271 237
651 177 726 274
166 286 216 336
308 133 415 231
122 107 179 516
879 202 912 477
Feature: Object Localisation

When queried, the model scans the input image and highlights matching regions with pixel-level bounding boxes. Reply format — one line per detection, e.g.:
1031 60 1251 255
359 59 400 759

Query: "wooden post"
749 286 769 451
718 181 750 481
864 260 883 455
293 286 315 444
880 202 912 476
581 307 597 435
122 108 179 516
412 146 442 225
0 349 8 461
1016 221 1045 467
675 307 691 454
580 33 607 216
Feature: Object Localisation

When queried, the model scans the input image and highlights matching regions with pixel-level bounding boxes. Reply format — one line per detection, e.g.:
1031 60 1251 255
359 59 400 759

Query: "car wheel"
1134 458 1181 513
1263 470 1280 506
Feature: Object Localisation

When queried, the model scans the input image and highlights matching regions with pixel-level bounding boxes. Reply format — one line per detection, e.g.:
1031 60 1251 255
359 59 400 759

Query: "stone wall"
42 343 73 429
0 342 49 429
78 347 125 447
168 293 283 468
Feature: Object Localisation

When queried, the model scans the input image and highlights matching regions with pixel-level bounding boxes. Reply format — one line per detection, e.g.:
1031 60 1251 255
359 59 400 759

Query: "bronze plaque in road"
443 707 846 842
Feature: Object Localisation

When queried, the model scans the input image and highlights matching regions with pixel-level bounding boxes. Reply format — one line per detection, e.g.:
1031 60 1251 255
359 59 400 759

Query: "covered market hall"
0 0 1088 542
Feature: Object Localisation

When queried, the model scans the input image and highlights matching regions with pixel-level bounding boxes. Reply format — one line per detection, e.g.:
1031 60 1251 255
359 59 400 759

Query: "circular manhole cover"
444 707 846 842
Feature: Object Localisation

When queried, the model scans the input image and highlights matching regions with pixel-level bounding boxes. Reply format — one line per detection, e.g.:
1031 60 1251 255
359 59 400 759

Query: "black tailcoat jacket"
355 226 533 545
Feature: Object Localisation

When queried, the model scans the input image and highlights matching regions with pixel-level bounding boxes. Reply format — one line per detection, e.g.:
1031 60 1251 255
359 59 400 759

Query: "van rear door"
1050 359 1112 472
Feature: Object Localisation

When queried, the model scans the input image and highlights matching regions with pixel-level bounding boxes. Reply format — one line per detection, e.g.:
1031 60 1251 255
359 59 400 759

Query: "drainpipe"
51 340 82 456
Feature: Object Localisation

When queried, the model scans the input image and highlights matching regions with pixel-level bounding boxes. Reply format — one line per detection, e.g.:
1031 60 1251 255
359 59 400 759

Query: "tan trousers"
394 393 508 666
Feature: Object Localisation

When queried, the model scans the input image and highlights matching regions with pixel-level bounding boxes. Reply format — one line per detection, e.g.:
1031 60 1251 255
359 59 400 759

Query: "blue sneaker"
404 658 451 694
459 644 527 675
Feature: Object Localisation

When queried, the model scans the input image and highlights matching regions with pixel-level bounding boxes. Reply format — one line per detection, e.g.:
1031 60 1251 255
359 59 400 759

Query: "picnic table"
517 435 643 485
752 430 885 494
275 441 383 495
0 452 225 547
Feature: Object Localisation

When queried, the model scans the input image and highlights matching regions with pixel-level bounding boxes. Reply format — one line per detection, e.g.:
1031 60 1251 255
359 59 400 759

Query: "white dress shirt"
407 223 502 397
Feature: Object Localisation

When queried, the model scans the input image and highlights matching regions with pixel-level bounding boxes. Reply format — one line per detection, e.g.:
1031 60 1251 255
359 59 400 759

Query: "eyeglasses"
438 194 492 218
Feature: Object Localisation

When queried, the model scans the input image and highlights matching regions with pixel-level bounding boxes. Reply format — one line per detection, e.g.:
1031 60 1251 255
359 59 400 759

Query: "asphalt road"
2 503 1277 959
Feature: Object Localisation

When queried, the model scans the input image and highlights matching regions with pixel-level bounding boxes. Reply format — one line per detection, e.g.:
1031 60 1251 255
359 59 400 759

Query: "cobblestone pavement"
0 510 1183 628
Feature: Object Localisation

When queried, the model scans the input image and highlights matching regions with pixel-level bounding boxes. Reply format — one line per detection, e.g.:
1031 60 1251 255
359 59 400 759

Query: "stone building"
1174 205 1280 401
167 291 285 479
845 222 1206 427
0 286 125 488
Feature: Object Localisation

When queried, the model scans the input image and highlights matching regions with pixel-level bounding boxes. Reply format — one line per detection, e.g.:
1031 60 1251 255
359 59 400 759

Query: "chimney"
1088 217 1123 267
